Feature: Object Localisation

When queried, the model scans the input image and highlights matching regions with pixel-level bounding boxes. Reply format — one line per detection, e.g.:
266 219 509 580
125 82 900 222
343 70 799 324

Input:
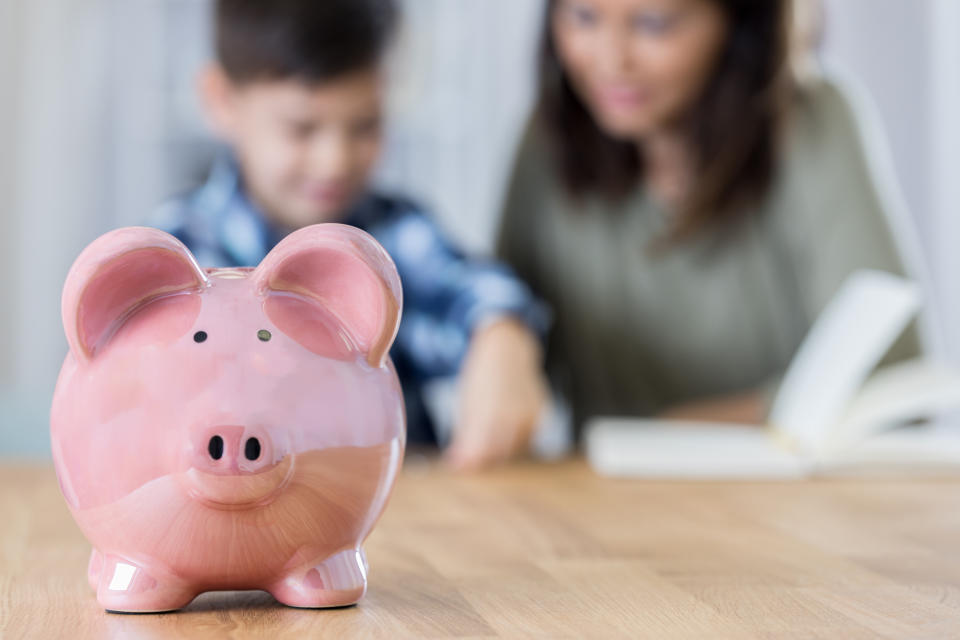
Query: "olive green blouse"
496 77 921 432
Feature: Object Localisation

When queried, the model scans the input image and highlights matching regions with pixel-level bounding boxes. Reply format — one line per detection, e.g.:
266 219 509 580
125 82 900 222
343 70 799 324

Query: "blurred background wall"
0 1 21 390
1 0 958 456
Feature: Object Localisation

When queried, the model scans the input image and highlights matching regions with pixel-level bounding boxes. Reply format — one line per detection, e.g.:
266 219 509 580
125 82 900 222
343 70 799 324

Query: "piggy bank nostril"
208 435 224 461
244 437 261 461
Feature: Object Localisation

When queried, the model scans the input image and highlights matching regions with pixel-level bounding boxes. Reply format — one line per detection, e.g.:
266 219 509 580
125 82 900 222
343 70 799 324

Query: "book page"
821 359 960 455
585 418 809 478
768 270 920 450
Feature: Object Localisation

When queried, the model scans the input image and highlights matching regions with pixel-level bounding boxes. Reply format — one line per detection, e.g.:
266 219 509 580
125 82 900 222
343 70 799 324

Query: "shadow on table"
97 590 366 639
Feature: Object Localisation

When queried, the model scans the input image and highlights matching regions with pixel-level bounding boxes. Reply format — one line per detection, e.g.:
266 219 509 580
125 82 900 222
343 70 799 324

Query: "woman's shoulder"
768 70 905 243
782 70 891 174
773 71 891 210
499 112 568 224
508 113 557 186
504 113 647 216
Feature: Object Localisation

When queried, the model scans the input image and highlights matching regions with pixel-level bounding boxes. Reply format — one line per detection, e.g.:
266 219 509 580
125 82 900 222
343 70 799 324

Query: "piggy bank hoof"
269 548 368 608
92 552 195 613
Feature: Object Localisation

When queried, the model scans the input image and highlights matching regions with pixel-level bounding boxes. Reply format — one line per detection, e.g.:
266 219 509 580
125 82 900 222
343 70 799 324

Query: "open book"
585 270 960 478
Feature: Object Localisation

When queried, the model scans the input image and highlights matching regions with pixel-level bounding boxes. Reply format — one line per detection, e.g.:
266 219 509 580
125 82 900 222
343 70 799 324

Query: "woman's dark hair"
537 0 793 242
215 0 398 85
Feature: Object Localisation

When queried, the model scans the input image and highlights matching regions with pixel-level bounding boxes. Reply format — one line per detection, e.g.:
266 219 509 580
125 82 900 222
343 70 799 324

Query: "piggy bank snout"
192 425 280 475
183 425 294 508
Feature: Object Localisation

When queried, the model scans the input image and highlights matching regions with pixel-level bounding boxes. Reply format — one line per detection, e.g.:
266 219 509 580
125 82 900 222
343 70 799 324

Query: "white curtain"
2 0 113 455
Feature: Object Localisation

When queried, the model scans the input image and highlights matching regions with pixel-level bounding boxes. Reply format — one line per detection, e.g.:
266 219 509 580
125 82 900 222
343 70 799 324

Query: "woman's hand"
657 388 768 425
445 318 548 471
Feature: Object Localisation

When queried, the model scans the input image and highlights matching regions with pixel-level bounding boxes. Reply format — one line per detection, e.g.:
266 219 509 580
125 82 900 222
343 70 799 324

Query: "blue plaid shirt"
149 157 550 441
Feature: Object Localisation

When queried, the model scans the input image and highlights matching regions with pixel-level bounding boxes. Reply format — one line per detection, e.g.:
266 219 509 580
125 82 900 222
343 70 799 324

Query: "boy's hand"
445 318 548 471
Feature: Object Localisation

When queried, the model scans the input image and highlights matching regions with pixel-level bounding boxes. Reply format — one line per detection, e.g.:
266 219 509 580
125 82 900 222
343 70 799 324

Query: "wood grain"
3 455 960 638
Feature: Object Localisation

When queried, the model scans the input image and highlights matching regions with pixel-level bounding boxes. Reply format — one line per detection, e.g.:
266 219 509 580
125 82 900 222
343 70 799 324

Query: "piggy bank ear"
62 227 208 362
252 224 402 368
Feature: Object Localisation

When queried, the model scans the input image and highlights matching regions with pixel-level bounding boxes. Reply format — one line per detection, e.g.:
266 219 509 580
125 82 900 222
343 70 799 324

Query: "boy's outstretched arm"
367 205 551 469
445 317 549 470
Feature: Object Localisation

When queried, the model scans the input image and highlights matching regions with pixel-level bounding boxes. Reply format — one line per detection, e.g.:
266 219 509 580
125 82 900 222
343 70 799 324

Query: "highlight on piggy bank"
50 224 406 613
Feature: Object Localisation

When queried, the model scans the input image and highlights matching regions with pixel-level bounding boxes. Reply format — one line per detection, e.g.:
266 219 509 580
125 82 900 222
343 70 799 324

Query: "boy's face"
203 67 385 228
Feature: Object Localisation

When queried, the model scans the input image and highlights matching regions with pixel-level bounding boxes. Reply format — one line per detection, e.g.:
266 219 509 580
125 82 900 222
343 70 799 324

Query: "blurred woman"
477 0 921 460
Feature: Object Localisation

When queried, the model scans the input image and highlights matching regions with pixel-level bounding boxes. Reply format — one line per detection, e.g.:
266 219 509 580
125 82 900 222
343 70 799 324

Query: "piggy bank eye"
193 331 208 343
257 329 272 342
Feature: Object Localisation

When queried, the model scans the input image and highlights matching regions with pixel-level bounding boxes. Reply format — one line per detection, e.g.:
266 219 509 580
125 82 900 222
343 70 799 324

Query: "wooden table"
3 456 960 638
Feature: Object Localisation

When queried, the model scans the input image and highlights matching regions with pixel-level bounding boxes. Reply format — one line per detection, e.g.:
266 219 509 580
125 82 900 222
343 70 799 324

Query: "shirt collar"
195 154 290 266
195 154 378 265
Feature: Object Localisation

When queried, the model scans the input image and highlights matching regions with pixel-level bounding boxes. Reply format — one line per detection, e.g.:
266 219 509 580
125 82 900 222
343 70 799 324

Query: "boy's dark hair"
215 0 398 84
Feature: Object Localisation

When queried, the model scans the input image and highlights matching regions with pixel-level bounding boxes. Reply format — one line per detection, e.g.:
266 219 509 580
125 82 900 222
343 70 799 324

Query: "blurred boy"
151 0 550 469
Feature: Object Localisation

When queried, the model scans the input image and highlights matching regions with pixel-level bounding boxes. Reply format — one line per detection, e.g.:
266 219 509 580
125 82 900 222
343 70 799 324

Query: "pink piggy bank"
50 224 405 612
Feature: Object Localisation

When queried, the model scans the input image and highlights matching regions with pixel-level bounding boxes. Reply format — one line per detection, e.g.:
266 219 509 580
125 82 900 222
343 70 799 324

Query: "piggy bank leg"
270 548 368 608
95 553 196 613
88 548 103 592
